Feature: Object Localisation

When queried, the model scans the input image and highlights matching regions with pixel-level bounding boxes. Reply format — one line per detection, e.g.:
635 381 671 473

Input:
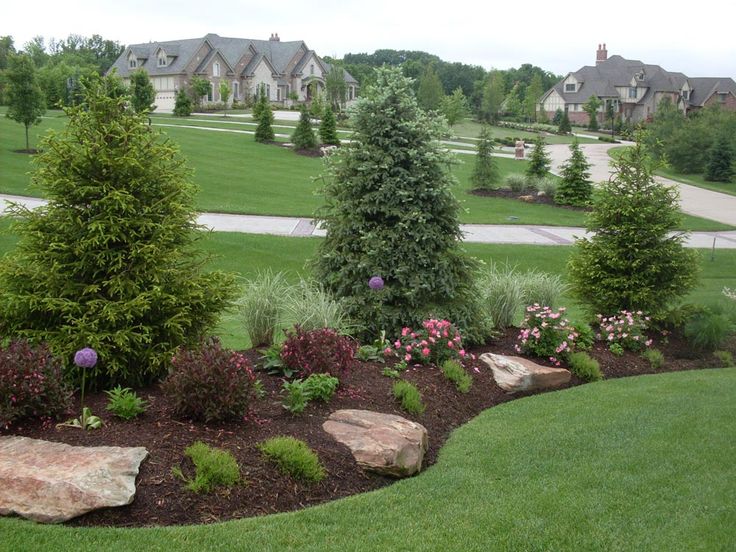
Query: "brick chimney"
596 43 608 65
269 33 280 42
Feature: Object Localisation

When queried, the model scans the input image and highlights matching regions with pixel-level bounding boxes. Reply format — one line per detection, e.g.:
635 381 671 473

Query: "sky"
3 0 735 78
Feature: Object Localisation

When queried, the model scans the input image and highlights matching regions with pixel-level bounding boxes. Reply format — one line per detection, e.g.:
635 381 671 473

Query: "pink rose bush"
594 310 652 352
515 305 582 366
388 319 472 365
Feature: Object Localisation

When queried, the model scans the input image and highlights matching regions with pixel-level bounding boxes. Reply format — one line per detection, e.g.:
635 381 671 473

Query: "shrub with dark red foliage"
0 341 71 429
280 326 357 378
162 339 257 422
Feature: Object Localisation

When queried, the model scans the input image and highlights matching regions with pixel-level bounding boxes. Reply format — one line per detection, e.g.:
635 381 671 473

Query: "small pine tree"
568 141 699 315
5 53 45 151
471 125 499 190
254 97 275 143
173 88 192 117
526 136 551 179
291 105 317 150
556 139 593 206
0 74 236 387
552 108 564 126
129 69 156 113
252 84 267 120
319 105 340 145
314 67 487 342
558 110 571 134
705 136 734 183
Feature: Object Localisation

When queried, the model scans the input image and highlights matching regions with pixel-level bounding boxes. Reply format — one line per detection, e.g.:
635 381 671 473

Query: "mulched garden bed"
469 187 589 210
2 329 732 528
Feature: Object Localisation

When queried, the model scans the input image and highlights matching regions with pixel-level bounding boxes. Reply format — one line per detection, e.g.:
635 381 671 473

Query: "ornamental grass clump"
0 341 71 429
388 319 471 365
237 270 290 347
0 73 235 388
313 67 485 342
280 326 357 378
163 339 258 422
515 305 581 366
595 311 653 353
282 280 353 334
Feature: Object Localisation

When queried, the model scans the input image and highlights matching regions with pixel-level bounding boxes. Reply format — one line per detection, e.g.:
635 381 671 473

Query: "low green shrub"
441 360 472 393
609 343 624 356
392 380 426 415
506 174 527 193
237 270 290 347
174 441 240 493
163 339 258 422
684 310 734 352
641 348 665 370
537 177 558 197
0 341 71 429
567 351 603 382
517 305 584 365
259 436 326 483
281 380 310 414
713 350 734 367
281 373 340 414
105 386 147 420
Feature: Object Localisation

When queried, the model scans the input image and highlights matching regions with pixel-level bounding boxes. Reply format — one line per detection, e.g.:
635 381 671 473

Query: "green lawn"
450 118 598 145
0 116 731 231
2 368 734 551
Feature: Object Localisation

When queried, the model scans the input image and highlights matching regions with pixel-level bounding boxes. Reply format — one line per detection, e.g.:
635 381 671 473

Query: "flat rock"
0 436 148 523
480 353 571 393
322 409 428 477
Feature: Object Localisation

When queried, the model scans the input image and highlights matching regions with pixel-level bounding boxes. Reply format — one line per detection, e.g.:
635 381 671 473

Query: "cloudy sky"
3 0 735 77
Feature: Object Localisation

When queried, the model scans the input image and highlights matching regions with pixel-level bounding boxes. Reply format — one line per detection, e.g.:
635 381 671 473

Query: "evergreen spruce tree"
417 64 444 111
5 53 45 152
526 136 551 179
705 136 734 182
129 68 156 113
291 105 317 150
314 67 488 342
173 88 192 117
552 108 564 126
254 95 275 143
556 139 593 206
252 84 266 120
568 142 698 315
319 105 340 145
0 74 235 387
471 125 499 190
558 110 572 134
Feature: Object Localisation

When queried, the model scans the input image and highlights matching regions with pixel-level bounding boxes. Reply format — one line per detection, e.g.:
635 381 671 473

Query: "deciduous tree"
5 54 45 151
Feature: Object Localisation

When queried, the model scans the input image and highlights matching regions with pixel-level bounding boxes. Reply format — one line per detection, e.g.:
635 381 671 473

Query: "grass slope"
2 368 734 551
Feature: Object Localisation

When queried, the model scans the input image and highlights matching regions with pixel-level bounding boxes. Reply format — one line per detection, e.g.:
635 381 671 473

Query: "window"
310 63 314 75
129 57 137 69
266 84 271 98
564 83 576 92
628 87 637 99
232 81 239 99
718 93 727 103
277 87 281 101
213 61 220 77
348 86 354 101
207 82 214 102
682 90 689 100
157 51 167 67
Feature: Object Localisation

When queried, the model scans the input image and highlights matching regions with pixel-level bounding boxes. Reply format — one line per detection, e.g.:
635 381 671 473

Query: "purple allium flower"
368 276 384 290
74 347 98 368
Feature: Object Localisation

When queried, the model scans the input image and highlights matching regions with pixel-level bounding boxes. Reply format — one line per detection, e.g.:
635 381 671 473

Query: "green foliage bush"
175 441 240 493
684 309 734 352
129 69 155 113
471 125 499 190
441 359 472 393
238 270 290 347
291 105 317 150
568 141 699 316
713 350 734 367
259 436 326 483
0 74 235 387
105 385 147 420
319 106 340 146
567 352 603 382
0 341 71 429
281 380 310 414
163 339 258 422
313 67 484 342
392 380 426 415
556 139 593 207
705 135 734 183
506 173 527 193
173 89 192 117
641 348 665 370
281 373 339 414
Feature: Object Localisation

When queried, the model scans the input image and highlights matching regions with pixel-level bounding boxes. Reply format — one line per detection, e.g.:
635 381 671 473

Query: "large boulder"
0 436 148 523
480 353 571 393
323 409 428 477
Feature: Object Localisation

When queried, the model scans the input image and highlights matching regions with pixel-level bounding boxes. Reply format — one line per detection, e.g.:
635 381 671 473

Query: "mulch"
2 329 732 528
469 187 589 210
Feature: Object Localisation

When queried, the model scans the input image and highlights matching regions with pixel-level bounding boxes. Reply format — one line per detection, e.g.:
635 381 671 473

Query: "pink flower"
447 341 454 348
394 340 401 348
401 327 410 337
405 345 412 352
645 339 653 347
383 347 393 356
404 354 412 361
459 349 466 357
422 347 430 356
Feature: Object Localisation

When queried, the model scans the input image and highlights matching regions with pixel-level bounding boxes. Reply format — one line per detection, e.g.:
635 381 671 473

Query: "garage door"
154 92 176 113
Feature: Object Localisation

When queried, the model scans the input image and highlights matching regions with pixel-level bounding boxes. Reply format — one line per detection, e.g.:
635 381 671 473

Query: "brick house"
540 44 736 124
108 33 359 111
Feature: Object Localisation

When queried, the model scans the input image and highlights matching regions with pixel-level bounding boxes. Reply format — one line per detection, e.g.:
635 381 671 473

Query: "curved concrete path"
546 142 736 226
2 193 735 249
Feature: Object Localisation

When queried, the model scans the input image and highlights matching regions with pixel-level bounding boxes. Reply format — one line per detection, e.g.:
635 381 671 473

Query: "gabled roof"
687 77 736 106
111 37 204 75
241 52 279 77
194 48 235 75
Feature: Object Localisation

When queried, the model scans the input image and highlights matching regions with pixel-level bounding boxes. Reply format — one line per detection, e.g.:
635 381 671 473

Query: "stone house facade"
108 33 359 112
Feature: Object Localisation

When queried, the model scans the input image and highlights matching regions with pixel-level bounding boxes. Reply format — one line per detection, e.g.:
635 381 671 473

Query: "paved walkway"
2 193 735 249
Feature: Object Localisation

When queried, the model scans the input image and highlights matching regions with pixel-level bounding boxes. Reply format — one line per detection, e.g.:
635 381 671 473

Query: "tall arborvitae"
471 124 499 190
556 139 593 206
313 67 489 342
0 74 235 387
319 105 340 145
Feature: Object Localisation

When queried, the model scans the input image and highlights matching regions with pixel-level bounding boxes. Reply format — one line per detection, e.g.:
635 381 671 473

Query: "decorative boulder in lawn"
0 436 148 523
322 409 428 477
480 353 571 393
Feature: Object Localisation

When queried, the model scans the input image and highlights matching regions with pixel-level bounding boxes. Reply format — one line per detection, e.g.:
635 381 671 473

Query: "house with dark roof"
108 33 359 112
540 44 736 124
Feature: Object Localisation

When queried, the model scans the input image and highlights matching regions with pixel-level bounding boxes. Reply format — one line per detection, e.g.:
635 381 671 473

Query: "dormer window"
636 72 645 81
157 51 167 67
628 87 637 99
682 90 690 100
128 54 137 69
564 83 576 93
213 61 220 77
